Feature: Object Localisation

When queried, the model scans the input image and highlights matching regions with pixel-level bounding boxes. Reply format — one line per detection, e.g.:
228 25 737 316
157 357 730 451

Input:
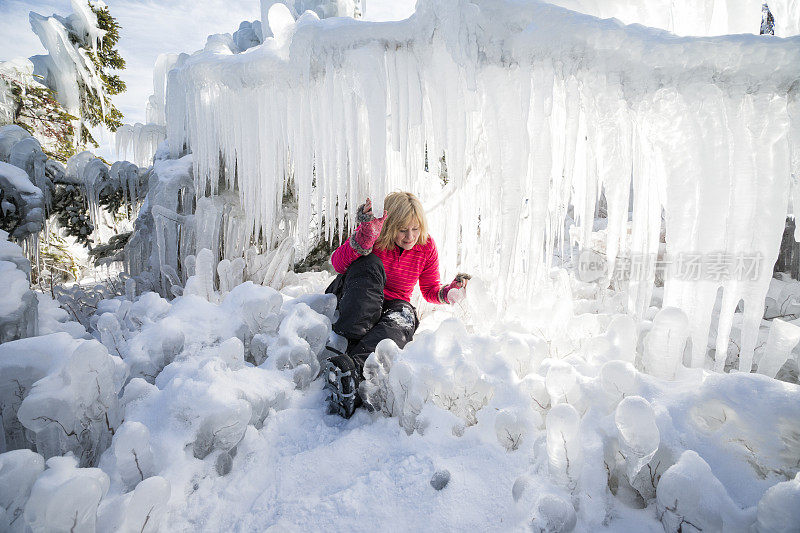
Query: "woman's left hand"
441 273 472 304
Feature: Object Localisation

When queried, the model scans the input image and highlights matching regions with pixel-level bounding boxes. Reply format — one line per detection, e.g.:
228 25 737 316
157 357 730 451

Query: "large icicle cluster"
162 0 800 372
123 153 299 298
114 124 166 168
114 0 366 166
120 2 377 295
115 52 178 168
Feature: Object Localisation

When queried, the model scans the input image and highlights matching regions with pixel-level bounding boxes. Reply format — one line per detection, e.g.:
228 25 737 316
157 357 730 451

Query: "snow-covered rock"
0 332 124 466
23 455 109 533
656 450 756 532
0 449 44 532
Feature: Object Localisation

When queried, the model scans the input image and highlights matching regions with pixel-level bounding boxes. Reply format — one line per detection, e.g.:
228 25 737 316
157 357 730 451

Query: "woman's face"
394 218 421 250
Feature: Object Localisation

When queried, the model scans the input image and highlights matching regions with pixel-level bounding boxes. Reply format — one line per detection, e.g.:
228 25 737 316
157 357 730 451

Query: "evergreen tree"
70 1 127 148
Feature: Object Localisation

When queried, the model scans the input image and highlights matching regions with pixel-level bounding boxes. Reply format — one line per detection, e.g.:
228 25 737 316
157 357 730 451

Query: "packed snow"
2 0 800 531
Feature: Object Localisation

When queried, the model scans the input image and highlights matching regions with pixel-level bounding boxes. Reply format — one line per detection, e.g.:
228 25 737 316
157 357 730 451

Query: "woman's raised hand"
357 198 387 223
351 198 387 255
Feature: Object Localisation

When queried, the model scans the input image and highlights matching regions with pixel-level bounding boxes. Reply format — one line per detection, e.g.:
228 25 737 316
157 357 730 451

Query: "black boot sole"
324 358 358 419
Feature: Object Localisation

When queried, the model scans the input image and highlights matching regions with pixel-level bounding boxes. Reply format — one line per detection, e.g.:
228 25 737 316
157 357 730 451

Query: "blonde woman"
324 191 470 418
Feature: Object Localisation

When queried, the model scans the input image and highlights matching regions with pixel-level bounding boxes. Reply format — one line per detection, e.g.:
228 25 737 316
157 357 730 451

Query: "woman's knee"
332 255 386 340
347 254 386 282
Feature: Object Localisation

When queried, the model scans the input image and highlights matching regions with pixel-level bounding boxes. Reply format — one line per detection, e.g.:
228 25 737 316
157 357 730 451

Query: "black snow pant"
325 254 419 373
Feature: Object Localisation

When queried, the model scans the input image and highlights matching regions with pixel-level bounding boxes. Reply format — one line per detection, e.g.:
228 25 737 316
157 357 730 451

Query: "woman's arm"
418 239 445 304
331 239 361 273
331 199 386 273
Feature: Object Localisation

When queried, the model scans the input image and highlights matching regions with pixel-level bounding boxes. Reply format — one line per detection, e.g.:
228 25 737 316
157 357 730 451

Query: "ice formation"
545 360 582 406
1 332 125 465
114 123 166 168
757 318 800 378
0 449 44 531
656 450 756 532
642 307 689 379
123 153 300 298
599 360 637 404
0 231 38 343
614 396 659 483
359 318 496 433
147 54 181 127
546 403 582 489
23 455 109 533
264 300 331 388
60 151 146 245
0 162 44 242
530 494 577 533
96 475 171 533
0 126 49 240
159 0 800 372
754 473 800 533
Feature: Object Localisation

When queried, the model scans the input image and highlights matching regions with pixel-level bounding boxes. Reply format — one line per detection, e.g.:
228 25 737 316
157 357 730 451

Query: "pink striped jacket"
330 237 445 304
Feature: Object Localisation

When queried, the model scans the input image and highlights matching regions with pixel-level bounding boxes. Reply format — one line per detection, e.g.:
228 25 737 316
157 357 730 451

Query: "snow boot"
324 353 362 419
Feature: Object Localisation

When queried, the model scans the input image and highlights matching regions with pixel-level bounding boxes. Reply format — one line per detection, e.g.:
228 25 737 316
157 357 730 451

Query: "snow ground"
2 224 800 531
104 270 800 531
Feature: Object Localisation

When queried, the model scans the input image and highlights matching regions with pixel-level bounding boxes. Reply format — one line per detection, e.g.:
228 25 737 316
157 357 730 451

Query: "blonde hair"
375 191 429 250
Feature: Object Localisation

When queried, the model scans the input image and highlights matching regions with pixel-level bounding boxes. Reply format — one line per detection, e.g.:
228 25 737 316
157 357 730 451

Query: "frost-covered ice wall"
164 0 800 372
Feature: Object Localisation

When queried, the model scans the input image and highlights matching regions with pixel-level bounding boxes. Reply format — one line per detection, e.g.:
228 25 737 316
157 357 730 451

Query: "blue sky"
0 0 415 150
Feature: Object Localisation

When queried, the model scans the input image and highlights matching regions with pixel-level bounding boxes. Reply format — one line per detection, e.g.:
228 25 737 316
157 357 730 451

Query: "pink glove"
439 273 472 304
349 198 387 255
